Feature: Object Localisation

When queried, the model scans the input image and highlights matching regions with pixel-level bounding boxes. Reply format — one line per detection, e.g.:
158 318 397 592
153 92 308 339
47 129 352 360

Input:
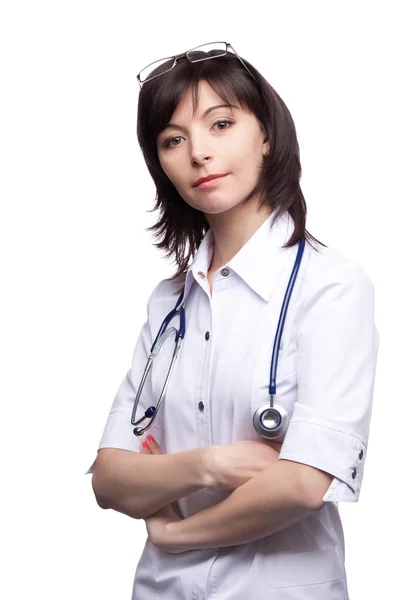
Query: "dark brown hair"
136 48 326 291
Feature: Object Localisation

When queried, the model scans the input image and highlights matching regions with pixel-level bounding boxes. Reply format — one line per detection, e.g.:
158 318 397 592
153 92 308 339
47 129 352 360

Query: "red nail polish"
141 441 149 450
147 435 155 444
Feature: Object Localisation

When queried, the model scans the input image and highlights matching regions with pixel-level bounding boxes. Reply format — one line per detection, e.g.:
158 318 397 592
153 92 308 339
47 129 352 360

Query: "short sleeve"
278 265 380 503
85 282 164 475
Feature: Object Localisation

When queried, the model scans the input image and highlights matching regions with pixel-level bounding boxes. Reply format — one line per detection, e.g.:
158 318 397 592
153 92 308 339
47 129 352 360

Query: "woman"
86 42 379 599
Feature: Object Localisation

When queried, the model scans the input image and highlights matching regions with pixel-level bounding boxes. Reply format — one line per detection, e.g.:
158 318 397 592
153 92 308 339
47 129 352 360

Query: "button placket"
199 327 211 412
194 292 213 454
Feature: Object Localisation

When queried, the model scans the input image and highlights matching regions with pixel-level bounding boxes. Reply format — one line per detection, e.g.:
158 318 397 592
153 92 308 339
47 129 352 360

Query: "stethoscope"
131 236 305 442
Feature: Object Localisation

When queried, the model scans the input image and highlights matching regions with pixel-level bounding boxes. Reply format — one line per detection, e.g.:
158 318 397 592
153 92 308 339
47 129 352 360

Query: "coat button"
198 271 205 278
205 331 210 340
352 468 357 479
359 450 363 460
221 268 230 277
198 401 204 411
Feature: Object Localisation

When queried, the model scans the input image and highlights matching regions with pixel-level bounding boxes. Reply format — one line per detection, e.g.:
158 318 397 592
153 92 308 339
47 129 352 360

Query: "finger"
139 441 152 454
145 434 164 455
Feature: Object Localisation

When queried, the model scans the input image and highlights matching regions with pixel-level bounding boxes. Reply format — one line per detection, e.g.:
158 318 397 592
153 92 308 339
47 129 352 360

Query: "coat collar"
178 208 297 306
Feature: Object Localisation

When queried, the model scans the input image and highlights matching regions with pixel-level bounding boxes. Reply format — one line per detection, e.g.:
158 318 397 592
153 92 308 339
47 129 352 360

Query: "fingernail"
141 441 149 450
146 435 155 444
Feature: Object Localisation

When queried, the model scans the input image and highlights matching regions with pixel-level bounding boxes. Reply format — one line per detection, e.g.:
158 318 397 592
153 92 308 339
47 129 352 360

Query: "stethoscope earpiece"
133 405 157 436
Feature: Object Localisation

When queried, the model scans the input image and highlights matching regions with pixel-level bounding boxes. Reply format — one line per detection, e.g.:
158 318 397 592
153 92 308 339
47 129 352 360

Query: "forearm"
165 459 316 550
93 446 213 519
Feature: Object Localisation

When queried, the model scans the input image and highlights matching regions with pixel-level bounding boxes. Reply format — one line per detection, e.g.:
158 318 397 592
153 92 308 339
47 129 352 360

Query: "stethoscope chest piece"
253 402 289 442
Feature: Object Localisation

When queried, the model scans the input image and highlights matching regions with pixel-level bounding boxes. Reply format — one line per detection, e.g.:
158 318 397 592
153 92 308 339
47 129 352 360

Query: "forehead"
171 80 246 119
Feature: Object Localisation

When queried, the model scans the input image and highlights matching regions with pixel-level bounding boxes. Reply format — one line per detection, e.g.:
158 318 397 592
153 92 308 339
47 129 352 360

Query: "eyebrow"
163 104 237 133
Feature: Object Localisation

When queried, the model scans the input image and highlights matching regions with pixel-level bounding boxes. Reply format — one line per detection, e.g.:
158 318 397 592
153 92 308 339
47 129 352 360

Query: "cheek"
230 147 259 180
159 158 182 186
240 144 265 177
160 162 191 200
228 135 257 167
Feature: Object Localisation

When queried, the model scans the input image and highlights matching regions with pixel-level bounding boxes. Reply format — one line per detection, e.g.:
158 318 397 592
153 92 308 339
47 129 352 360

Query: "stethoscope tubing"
269 236 305 396
131 294 185 435
131 236 305 439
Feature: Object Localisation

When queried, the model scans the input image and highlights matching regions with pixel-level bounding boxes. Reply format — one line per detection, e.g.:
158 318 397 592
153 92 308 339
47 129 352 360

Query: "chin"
203 203 241 216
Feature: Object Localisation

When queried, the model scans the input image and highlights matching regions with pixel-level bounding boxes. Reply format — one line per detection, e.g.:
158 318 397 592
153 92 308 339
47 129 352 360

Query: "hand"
140 434 185 553
209 439 283 490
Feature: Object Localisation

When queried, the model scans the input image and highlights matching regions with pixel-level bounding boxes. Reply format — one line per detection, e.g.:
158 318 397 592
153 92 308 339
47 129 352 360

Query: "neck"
206 200 273 272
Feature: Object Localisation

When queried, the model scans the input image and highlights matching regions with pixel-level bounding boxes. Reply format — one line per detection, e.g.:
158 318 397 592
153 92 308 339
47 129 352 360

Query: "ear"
263 138 270 157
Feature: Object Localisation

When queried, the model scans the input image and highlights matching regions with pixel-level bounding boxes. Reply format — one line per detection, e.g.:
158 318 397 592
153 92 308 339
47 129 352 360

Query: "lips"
193 173 228 187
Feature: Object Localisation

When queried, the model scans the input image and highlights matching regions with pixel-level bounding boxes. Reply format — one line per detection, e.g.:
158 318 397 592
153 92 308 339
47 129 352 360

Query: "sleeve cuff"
278 413 367 503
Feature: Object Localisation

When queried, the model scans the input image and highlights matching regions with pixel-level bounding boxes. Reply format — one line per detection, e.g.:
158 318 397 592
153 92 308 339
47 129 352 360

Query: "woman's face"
156 80 269 217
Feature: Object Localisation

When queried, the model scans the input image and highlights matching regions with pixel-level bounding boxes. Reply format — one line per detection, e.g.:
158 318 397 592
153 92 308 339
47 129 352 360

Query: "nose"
191 153 213 169
190 138 213 166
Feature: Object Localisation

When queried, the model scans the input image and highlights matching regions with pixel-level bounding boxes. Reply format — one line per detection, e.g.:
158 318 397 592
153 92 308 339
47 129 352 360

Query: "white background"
1 1 398 598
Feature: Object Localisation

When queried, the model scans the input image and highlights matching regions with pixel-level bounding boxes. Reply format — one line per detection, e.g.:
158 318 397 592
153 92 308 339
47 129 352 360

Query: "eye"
162 119 234 149
163 136 183 149
214 119 233 131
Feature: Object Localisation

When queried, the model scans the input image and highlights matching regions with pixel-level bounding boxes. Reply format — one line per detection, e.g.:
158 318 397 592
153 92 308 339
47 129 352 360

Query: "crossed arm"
140 440 334 553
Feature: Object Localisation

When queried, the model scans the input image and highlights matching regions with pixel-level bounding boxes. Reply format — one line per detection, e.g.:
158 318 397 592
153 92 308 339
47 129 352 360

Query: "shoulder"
146 272 186 311
302 240 375 296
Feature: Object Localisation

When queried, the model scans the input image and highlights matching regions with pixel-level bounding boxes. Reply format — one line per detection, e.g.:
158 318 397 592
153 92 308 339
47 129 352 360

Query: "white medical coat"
86 208 379 599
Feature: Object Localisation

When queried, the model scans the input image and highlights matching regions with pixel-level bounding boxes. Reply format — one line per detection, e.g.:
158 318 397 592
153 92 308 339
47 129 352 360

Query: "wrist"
163 520 191 553
201 445 219 488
